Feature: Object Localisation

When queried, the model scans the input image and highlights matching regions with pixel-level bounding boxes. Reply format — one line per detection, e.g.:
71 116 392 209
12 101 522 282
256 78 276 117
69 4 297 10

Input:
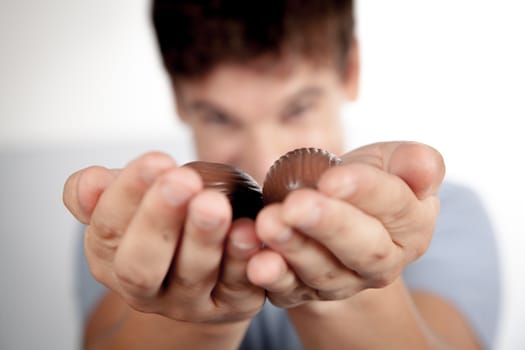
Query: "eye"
282 101 314 122
202 112 231 126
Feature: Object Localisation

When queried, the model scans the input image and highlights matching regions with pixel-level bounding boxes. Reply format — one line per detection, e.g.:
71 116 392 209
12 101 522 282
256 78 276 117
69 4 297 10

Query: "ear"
343 38 360 101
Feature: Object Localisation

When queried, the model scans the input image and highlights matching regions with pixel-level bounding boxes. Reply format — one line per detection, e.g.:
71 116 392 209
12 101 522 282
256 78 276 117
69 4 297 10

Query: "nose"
237 127 286 186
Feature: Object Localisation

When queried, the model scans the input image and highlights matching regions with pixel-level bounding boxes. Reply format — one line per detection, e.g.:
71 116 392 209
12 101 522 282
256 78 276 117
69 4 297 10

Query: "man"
64 1 500 349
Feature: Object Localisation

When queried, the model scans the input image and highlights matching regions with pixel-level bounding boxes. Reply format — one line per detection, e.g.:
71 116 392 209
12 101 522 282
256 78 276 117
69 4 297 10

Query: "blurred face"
174 54 358 185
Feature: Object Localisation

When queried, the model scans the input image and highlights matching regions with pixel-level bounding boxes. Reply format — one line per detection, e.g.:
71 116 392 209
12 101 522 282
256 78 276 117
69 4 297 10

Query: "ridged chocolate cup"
262 148 341 205
183 161 263 220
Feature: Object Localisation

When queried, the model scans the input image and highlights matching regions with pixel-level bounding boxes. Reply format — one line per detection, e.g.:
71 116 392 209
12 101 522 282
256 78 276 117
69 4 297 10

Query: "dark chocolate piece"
262 148 341 205
184 161 263 220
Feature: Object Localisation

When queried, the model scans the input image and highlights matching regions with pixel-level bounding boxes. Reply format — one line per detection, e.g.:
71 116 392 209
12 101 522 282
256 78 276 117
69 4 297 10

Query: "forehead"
174 56 342 108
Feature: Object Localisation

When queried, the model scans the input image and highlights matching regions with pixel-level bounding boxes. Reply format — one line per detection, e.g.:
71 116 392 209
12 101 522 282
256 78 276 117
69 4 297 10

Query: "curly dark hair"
152 0 355 79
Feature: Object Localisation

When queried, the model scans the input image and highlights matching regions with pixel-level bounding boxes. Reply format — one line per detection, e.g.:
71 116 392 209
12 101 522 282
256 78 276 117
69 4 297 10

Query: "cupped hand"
63 152 265 323
246 141 445 308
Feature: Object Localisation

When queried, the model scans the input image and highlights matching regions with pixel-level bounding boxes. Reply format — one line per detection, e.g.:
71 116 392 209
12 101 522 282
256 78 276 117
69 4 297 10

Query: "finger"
89 152 176 238
259 199 368 294
340 142 445 199
280 189 405 288
63 166 119 224
247 249 314 307
318 162 428 238
166 189 232 303
387 143 445 199
319 163 437 261
113 167 203 301
84 153 177 293
222 218 262 287
212 219 265 314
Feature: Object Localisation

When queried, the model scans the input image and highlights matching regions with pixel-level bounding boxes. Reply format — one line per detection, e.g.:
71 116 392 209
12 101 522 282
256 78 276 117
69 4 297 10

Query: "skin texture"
63 42 482 349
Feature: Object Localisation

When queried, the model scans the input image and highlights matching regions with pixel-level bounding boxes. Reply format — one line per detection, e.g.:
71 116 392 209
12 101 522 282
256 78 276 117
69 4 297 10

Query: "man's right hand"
63 152 265 323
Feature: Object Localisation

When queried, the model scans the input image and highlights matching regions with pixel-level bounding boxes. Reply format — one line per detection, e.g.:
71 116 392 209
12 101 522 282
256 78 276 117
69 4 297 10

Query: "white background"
1 0 524 349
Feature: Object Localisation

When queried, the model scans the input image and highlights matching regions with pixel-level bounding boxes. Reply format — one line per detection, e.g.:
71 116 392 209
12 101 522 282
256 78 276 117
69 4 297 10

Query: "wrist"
285 278 442 350
86 291 253 350
176 318 251 339
287 277 404 318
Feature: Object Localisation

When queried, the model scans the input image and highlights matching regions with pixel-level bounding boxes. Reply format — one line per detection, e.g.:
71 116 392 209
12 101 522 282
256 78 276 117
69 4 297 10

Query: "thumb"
341 141 446 199
63 166 120 224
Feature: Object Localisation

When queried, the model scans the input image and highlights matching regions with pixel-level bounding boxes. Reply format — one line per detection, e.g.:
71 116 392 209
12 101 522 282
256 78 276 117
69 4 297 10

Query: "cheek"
293 124 344 155
289 111 345 155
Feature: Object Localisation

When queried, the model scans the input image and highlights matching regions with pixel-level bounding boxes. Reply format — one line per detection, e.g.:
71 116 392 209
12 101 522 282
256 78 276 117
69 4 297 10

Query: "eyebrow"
186 99 240 124
282 86 324 107
277 86 324 117
185 86 324 118
188 100 228 114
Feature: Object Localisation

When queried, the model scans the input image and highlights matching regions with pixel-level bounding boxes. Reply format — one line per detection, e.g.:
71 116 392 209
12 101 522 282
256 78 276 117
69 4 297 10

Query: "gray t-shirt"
75 182 501 349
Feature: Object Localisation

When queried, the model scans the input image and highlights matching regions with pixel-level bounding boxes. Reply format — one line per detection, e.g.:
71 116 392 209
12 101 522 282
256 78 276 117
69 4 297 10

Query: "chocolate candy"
262 148 341 205
184 148 340 219
183 161 264 220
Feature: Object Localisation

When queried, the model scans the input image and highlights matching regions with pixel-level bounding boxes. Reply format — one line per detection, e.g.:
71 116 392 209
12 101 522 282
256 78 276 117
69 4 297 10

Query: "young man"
64 1 500 349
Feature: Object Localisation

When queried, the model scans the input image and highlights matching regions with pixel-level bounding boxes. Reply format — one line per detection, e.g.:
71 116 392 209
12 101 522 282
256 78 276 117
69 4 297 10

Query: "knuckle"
411 236 432 260
114 261 162 295
366 239 391 266
407 225 434 261
372 242 391 262
88 260 107 285
307 270 339 290
84 239 115 287
352 250 388 275
85 225 118 258
172 276 210 294
367 270 398 289
317 288 353 301
384 202 412 228
414 236 429 257
89 214 120 240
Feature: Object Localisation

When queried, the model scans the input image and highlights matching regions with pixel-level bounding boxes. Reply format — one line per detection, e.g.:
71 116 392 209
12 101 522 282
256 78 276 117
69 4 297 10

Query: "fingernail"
231 229 258 250
285 201 321 230
160 181 193 206
140 167 159 184
191 212 222 231
275 227 293 243
298 203 321 229
331 175 357 199
140 160 172 185
232 237 258 250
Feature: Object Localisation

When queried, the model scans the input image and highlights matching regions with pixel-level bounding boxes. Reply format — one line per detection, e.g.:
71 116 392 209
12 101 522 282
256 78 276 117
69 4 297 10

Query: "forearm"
287 278 447 350
84 291 250 350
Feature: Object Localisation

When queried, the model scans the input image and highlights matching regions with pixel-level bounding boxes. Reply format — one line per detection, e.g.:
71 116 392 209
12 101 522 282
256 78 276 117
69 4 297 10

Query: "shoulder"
404 180 501 348
437 181 494 231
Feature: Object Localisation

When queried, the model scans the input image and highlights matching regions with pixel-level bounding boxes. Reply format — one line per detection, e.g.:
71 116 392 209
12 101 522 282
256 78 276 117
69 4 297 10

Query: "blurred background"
1 0 523 348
